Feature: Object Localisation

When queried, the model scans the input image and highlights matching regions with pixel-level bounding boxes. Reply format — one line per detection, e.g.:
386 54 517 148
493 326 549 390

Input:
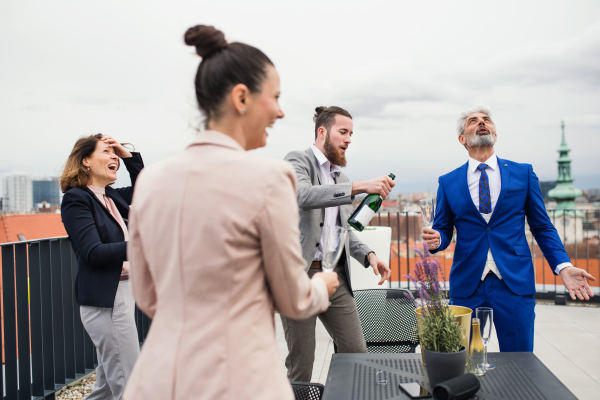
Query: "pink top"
88 185 129 275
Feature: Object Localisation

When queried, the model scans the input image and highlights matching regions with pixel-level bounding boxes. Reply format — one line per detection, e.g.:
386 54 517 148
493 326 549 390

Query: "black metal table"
322 352 577 400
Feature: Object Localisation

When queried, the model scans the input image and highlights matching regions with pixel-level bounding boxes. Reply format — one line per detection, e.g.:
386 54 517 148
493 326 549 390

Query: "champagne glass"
419 198 436 249
476 307 495 370
322 226 348 273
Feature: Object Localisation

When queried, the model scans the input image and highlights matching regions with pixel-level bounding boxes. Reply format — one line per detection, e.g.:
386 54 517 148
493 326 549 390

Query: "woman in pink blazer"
123 25 339 400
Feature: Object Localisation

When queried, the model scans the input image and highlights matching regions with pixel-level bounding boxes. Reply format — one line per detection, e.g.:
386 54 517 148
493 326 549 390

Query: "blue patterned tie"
478 163 491 214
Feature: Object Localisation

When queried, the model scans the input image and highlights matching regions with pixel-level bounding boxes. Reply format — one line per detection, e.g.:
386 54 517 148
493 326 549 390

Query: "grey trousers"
281 263 367 382
80 281 140 400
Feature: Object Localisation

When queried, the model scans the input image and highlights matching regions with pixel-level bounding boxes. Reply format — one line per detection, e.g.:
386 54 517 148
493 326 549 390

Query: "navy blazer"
431 158 570 297
61 153 144 308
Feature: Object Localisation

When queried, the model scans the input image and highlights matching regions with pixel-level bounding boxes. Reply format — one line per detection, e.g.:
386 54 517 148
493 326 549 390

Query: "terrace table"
322 352 577 400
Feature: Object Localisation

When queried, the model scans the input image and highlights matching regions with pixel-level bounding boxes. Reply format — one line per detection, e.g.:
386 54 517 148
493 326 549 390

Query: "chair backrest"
291 381 325 400
353 289 419 352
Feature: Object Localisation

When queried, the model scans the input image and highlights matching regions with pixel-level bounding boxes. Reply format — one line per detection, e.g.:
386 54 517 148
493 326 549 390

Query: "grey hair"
456 105 493 136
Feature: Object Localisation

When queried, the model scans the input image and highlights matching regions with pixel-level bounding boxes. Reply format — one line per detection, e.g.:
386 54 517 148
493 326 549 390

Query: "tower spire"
548 120 582 216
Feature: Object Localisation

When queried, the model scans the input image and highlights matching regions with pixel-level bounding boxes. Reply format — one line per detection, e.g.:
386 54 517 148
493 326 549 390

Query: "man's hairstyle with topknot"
184 25 274 127
313 106 352 140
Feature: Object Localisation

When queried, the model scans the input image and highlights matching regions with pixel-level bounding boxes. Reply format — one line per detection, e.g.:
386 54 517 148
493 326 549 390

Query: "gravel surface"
56 374 95 400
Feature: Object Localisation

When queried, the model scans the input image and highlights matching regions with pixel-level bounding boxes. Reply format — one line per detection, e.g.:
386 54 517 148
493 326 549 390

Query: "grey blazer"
285 147 373 292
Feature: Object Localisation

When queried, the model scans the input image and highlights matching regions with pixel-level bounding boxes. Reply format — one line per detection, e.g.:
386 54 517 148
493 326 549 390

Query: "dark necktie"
478 163 491 214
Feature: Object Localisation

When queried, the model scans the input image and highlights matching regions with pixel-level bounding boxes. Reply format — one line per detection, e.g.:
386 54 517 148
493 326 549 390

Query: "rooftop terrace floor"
275 302 600 400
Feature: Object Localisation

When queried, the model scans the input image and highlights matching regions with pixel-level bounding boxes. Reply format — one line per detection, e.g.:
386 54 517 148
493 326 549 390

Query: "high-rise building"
2 174 33 213
32 178 61 205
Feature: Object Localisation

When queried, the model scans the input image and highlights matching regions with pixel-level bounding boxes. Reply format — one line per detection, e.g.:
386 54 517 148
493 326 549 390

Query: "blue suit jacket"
431 158 570 297
61 153 143 308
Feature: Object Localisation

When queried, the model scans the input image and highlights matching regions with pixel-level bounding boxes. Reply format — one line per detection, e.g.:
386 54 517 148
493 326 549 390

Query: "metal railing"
1 237 151 399
369 209 600 303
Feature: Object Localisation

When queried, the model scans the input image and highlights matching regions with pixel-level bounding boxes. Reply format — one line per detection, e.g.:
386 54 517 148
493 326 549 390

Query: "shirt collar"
468 153 498 173
88 185 106 195
311 145 342 175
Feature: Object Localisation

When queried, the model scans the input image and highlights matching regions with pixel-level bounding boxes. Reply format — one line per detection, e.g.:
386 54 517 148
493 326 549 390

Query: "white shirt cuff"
555 262 573 274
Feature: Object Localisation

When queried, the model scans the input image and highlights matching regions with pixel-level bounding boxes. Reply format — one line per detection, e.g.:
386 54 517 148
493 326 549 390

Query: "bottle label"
354 206 376 227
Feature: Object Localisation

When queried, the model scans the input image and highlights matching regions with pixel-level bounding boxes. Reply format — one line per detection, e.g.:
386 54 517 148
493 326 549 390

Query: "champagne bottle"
347 173 395 231
469 318 486 376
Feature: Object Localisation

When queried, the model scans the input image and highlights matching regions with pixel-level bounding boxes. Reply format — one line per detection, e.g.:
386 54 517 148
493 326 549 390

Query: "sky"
1 0 599 194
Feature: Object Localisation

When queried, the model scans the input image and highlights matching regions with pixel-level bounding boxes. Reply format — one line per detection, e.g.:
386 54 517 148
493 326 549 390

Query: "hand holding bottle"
314 272 340 297
351 175 395 199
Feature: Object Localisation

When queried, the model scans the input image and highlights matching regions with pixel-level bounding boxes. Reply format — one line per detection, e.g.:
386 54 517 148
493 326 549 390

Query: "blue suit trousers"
450 274 535 352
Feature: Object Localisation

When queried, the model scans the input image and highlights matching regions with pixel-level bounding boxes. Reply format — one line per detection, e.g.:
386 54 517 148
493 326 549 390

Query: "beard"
324 131 347 167
465 128 496 147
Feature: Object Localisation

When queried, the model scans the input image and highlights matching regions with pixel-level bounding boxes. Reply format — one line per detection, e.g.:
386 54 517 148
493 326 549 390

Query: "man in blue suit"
422 106 595 352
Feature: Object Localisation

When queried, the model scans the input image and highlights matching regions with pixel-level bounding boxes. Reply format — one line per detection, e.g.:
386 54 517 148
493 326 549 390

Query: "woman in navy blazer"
60 134 143 400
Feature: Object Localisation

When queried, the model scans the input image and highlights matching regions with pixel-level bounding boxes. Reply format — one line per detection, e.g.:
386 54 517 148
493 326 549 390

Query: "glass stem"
484 344 488 367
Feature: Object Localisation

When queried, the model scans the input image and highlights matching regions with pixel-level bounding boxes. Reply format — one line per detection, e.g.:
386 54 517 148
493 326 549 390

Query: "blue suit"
431 157 570 351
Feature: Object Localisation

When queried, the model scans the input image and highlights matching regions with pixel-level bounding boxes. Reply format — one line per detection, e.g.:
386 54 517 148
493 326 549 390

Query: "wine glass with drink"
419 198 436 248
476 307 495 370
322 226 348 273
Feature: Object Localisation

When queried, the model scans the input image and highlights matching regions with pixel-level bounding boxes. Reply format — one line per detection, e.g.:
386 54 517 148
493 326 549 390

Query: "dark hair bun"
184 25 228 58
313 106 327 122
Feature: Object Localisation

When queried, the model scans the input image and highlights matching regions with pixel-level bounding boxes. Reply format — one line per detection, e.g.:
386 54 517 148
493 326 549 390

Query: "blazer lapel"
84 187 114 219
105 187 129 218
305 147 321 185
490 158 511 224
458 161 487 224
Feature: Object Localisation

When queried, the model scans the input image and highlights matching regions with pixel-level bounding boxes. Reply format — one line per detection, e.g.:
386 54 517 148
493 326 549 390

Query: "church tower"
548 121 582 215
547 121 583 243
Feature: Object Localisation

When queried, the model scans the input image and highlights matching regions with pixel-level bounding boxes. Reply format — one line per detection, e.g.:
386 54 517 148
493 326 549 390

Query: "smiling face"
461 112 497 148
242 65 284 150
82 139 119 187
323 115 353 167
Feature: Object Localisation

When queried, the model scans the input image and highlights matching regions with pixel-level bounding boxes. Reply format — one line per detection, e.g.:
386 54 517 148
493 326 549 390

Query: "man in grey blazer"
281 106 394 381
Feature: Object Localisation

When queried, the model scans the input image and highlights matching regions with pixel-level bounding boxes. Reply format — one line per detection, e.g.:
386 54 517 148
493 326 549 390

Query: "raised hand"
102 136 132 159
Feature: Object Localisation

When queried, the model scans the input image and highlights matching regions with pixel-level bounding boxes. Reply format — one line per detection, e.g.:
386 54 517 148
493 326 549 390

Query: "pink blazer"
124 131 329 400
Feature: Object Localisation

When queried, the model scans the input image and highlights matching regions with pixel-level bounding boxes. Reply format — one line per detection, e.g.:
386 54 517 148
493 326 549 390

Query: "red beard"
324 132 347 167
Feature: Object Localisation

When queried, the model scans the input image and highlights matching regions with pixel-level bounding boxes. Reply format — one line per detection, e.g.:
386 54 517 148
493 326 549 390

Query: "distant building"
547 121 583 244
2 174 33 213
32 177 61 205
539 181 557 202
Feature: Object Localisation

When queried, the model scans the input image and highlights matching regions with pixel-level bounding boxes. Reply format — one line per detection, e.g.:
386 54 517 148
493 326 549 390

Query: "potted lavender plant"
405 244 471 387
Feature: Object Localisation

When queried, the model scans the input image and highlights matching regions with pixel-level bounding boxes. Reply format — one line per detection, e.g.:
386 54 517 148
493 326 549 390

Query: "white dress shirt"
311 145 342 262
467 153 570 278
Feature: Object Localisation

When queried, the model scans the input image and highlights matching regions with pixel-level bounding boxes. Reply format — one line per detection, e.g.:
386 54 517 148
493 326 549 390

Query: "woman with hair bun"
124 25 339 400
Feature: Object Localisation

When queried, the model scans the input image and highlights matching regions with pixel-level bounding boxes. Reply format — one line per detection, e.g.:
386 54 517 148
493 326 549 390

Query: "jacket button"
316 243 320 247
320 223 324 227
487 228 491 232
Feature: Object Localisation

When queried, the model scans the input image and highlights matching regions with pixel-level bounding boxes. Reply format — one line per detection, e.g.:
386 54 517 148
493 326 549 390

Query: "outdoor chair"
291 381 325 400
352 288 419 353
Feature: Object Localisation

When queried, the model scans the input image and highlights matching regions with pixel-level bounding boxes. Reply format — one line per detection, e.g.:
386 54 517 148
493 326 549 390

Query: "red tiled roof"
0 214 67 244
0 219 7 243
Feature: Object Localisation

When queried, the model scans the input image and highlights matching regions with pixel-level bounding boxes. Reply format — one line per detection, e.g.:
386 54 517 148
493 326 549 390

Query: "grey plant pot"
422 346 467 388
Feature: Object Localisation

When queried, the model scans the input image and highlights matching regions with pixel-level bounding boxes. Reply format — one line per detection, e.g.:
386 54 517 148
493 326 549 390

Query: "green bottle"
347 173 395 231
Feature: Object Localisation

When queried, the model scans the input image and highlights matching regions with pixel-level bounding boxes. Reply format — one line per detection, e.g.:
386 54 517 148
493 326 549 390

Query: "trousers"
450 273 536 352
80 281 140 400
280 262 367 382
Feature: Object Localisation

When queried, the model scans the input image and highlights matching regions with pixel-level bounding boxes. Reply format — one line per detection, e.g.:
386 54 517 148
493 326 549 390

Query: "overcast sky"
1 0 599 194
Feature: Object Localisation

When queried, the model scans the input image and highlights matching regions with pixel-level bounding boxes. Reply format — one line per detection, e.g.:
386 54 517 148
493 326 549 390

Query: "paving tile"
561 378 600 400
564 355 600 380
540 358 592 382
